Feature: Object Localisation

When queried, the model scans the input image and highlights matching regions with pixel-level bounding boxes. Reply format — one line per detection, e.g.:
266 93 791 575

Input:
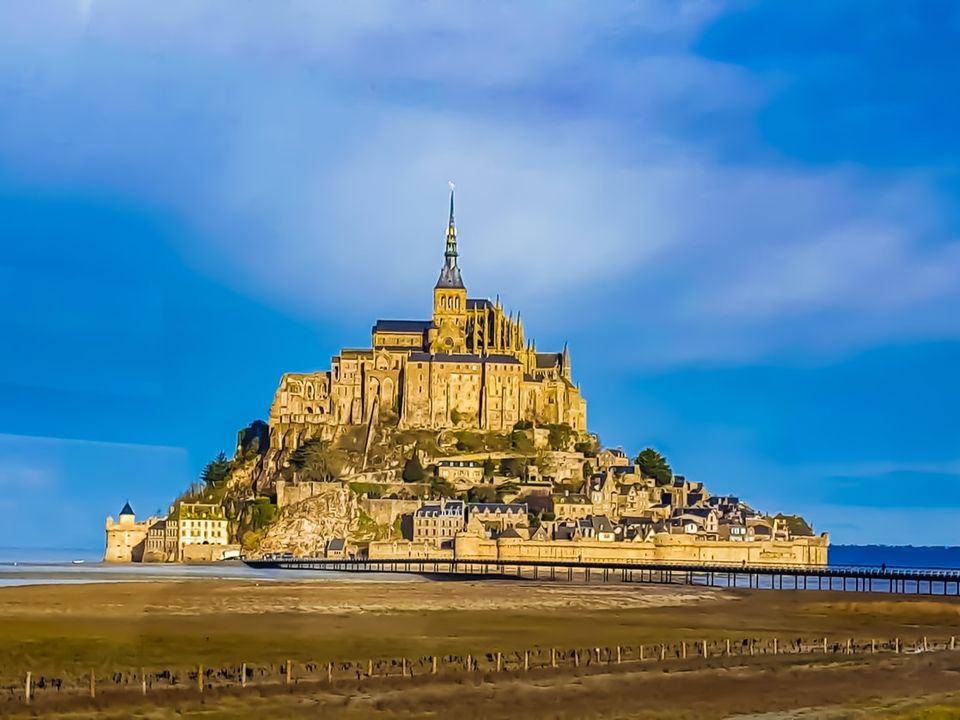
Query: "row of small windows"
439 295 462 310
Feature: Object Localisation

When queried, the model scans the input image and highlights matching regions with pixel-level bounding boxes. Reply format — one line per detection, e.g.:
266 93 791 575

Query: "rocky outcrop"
257 483 361 556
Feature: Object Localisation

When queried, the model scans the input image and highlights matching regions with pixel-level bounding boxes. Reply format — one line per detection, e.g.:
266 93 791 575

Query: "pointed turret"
562 341 572 380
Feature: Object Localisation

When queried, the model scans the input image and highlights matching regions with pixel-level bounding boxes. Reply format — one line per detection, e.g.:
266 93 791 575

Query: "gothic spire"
436 182 464 289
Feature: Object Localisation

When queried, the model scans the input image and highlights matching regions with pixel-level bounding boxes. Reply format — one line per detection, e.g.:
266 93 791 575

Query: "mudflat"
4 578 960 719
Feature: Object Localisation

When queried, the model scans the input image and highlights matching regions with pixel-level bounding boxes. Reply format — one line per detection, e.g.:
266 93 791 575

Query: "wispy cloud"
0 0 957 371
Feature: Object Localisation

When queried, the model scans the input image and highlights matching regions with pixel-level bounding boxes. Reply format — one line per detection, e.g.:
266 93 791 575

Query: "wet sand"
3 578 960 718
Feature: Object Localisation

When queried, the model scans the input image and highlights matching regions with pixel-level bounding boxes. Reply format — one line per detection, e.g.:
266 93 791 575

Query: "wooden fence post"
551 648 556 668
141 667 147 695
90 669 96 699
241 663 247 688
327 661 333 683
402 657 407 677
681 641 686 659
198 664 203 694
822 637 827 654
749 641 754 657
659 644 666 661
367 659 373 677
895 638 901 654
286 659 293 685
524 650 529 671
616 646 622 664
24 672 31 705
952 636 956 650
574 649 580 668
871 639 876 654
773 638 778 655
726 638 731 657
432 656 437 675
924 636 929 652
467 654 473 672
639 645 644 662
702 640 708 658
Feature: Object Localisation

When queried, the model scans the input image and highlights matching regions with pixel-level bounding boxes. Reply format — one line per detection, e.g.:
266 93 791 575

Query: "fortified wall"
441 533 829 567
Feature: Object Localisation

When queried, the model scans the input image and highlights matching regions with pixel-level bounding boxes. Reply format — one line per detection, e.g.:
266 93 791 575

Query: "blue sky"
1 1 958 549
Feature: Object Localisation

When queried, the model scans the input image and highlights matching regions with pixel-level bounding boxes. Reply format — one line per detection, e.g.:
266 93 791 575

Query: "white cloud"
0 1 957 367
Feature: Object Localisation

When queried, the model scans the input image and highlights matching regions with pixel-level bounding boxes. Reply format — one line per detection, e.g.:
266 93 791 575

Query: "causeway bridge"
244 557 960 596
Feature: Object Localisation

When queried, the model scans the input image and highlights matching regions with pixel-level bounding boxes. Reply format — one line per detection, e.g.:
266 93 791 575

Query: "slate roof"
535 352 562 369
373 320 432 333
327 538 346 551
415 500 465 518
467 502 528 515
498 527 523 540
407 352 520 365
466 298 494 310
120 501 135 516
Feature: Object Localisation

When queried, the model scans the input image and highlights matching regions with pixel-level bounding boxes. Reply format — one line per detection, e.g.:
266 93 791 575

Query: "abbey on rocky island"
268 189 588 451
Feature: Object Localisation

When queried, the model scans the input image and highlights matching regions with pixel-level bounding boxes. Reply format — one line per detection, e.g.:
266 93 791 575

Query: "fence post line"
90 669 96 699
198 663 203 694
241 663 247 688
25 671 31 705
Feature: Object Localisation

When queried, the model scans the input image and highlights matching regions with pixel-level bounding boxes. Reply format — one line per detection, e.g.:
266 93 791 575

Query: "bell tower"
431 184 468 353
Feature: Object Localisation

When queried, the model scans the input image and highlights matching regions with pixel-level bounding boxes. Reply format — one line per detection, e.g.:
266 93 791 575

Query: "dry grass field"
3 577 960 718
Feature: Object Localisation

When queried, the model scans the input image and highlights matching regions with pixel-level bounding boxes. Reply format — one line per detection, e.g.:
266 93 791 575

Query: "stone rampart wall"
453 533 828 567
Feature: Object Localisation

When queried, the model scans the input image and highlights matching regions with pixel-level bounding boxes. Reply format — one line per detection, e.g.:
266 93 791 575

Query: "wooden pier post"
574 649 580 668
896 637 901 654
616 645 622 664
952 636 956 650
24 672 31 705
432 656 437 675
551 648 556 668
846 638 852 655
702 640 708 658
639 645 644 662
367 659 373 677
141 667 147 695
198 664 203 694
327 661 333 683
822 637 827 654
467 654 473 672
871 639 876 654
726 638 731 657
524 650 529 671
773 638 778 655
90 669 96 699
660 644 666 661
286 659 293 685
681 641 686 659
241 663 247 688
402 657 407 677
924 636 929 652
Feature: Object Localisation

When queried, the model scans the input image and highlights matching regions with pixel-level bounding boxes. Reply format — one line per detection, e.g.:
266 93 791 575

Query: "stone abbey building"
269 190 587 450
